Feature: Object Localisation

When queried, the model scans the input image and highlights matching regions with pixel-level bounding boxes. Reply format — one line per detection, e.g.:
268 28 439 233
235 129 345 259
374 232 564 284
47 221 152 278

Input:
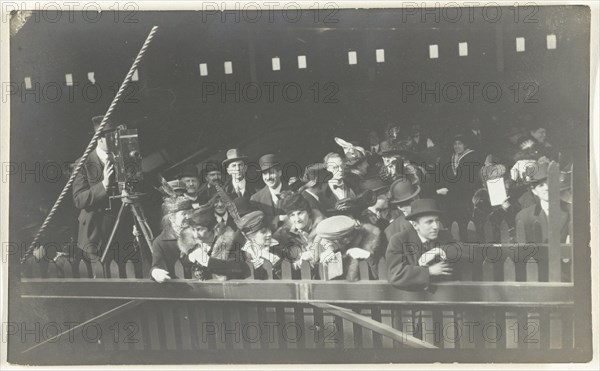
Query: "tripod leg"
100 202 126 265
130 204 154 277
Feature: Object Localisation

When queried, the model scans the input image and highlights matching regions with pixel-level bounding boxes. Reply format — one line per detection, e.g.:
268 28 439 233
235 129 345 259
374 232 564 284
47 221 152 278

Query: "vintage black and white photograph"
1 1 597 367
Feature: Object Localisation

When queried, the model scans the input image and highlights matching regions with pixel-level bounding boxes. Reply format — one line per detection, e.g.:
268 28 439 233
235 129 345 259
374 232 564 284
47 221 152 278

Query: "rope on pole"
21 26 160 263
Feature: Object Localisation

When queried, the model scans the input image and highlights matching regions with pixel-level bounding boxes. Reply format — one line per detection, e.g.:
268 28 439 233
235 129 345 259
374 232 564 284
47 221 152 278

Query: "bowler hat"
405 199 444 220
222 149 249 168
179 164 199 179
239 210 267 235
315 215 357 239
389 178 420 204
91 115 119 134
258 153 280 172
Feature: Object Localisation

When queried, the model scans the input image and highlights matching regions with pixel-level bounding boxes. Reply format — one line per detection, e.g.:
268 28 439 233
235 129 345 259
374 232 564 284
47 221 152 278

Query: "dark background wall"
9 6 590 241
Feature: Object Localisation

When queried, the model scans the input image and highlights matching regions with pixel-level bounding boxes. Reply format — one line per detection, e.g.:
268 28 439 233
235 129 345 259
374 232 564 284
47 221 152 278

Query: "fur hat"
278 191 310 215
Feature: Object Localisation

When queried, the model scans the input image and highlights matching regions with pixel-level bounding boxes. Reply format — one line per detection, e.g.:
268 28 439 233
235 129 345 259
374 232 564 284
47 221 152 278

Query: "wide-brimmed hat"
239 210 267 235
187 203 217 229
162 196 193 215
278 191 310 215
327 190 376 216
389 178 421 204
258 153 280 172
315 215 357 239
302 163 333 186
334 137 368 166
359 177 389 196
524 161 549 185
222 149 249 167
405 199 444 220
91 115 119 134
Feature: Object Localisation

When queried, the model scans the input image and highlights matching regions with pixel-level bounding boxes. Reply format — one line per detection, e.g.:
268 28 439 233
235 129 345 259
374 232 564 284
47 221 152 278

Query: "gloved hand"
151 268 171 283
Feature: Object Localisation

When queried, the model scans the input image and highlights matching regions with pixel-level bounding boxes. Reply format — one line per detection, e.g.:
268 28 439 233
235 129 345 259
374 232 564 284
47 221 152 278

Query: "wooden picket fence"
14 161 576 363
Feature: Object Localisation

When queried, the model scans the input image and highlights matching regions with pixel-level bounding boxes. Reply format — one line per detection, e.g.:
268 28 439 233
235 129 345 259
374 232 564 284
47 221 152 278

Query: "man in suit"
516 161 570 243
72 115 139 277
386 199 455 291
222 148 257 201
384 177 421 241
178 164 202 209
322 152 356 210
197 160 223 204
250 153 289 229
300 163 332 216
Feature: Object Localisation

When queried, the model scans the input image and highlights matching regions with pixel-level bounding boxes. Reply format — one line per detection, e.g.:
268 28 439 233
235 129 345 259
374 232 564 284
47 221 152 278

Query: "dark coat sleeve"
385 231 430 291
72 158 108 210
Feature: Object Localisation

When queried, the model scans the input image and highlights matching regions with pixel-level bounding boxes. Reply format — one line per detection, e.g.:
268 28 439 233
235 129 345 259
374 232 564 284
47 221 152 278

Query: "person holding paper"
315 214 382 281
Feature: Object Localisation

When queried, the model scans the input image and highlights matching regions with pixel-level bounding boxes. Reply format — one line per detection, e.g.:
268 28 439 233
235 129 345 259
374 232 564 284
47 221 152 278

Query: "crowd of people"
72 114 573 290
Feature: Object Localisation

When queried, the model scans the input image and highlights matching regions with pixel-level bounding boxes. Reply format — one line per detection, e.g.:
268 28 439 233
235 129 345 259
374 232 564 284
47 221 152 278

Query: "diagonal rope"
21 26 159 263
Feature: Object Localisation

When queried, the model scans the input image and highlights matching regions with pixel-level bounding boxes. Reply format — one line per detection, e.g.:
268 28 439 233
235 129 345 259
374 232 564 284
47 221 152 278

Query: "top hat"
258 153 280 172
389 177 421 204
91 115 119 134
405 199 444 220
222 149 249 168
179 164 200 179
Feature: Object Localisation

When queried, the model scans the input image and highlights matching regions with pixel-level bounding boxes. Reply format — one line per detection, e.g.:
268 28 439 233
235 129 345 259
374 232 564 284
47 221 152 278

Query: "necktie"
236 187 242 197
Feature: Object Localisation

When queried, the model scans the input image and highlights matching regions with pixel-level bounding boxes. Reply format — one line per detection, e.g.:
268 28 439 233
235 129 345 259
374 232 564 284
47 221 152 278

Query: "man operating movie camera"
72 115 149 278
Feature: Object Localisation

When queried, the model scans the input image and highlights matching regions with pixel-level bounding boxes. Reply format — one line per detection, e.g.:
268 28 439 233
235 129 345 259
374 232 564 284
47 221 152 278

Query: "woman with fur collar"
273 192 325 279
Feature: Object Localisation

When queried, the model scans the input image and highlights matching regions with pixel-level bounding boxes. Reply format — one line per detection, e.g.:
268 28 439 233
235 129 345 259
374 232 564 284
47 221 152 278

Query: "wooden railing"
13 161 578 363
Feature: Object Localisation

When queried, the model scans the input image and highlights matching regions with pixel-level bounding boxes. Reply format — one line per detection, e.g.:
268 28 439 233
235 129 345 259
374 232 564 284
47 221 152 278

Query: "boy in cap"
250 153 290 229
178 203 248 280
386 199 456 291
315 214 383 281
273 192 325 278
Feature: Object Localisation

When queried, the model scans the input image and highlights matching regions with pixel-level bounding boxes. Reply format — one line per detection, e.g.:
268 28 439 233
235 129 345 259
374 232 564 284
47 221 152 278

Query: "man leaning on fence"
386 199 457 291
